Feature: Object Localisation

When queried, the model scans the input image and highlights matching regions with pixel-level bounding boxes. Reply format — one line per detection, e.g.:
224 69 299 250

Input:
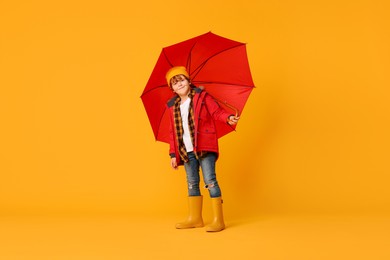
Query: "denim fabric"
183 152 221 198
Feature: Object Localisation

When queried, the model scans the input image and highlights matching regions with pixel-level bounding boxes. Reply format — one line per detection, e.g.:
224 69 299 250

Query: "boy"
166 66 239 232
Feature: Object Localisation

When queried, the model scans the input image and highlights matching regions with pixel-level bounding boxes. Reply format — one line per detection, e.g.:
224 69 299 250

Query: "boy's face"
171 75 191 97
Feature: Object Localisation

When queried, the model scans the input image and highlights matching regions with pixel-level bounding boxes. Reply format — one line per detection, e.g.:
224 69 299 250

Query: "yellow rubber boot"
176 196 204 229
205 197 225 232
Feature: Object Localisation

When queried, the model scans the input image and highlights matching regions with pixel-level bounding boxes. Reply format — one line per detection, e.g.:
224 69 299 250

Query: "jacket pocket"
197 131 218 149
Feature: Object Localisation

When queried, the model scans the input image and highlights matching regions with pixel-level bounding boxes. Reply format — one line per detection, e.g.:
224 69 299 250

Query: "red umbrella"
141 32 255 143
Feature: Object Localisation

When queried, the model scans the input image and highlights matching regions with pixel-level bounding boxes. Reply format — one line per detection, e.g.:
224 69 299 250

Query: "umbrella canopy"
141 32 255 143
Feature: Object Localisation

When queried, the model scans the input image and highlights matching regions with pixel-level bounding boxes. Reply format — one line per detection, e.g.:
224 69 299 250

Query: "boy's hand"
170 157 178 170
227 115 240 125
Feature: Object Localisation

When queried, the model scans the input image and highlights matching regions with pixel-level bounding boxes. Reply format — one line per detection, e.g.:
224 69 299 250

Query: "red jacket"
167 87 232 165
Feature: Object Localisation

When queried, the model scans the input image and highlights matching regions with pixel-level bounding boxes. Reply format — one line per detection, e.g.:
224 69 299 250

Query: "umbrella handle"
213 97 240 117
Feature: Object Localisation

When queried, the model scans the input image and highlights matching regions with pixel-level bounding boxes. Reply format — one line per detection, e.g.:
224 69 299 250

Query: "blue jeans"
184 152 222 198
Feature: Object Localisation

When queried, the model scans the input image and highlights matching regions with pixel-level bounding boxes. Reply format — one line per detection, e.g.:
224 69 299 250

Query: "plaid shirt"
173 89 207 162
173 89 195 162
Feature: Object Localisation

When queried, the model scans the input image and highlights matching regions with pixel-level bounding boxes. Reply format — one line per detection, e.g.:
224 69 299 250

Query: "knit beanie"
166 66 189 86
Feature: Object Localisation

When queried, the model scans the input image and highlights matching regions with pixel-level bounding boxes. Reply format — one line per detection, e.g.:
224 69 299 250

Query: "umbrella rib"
141 84 169 97
186 35 203 75
194 81 255 88
162 49 173 67
191 43 245 81
141 80 254 98
186 44 194 74
163 33 207 73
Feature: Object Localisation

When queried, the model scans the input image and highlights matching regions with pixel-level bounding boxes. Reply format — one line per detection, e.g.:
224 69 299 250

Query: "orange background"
1 0 390 258
1 0 389 217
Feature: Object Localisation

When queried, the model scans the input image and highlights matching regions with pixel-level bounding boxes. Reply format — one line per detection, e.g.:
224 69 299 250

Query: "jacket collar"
167 87 203 107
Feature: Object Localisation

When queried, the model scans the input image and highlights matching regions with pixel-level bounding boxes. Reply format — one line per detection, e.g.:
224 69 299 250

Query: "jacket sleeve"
204 93 233 123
